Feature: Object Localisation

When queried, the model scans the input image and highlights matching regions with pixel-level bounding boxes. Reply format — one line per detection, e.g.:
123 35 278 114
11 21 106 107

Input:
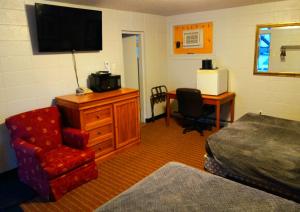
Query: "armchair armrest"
62 128 89 149
11 138 44 161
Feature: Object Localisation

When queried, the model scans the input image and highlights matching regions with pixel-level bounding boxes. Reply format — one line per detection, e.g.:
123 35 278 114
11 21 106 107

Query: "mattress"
95 162 300 212
205 113 300 202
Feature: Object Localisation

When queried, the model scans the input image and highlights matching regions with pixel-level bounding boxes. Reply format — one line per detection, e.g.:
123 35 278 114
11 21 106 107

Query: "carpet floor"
21 118 215 211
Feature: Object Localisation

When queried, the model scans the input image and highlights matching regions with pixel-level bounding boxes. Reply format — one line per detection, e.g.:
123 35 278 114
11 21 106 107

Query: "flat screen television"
35 3 102 52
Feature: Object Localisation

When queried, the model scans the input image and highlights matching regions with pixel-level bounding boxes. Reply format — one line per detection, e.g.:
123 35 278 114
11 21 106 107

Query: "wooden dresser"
55 88 140 161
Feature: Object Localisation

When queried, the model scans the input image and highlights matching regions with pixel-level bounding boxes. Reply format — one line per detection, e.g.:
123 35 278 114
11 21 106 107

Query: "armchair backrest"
176 88 204 118
5 106 63 151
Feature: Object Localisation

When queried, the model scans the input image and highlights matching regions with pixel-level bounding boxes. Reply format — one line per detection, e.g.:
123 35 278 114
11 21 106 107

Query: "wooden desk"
166 91 235 130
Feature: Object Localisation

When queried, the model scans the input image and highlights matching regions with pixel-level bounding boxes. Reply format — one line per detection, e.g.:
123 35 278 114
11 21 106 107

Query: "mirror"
254 23 300 77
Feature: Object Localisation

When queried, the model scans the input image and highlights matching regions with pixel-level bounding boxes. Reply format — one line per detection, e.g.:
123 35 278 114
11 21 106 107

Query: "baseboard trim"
145 113 166 123
145 114 232 126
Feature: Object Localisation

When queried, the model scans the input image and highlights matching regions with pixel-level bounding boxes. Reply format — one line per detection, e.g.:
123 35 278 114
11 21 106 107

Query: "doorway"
122 31 146 122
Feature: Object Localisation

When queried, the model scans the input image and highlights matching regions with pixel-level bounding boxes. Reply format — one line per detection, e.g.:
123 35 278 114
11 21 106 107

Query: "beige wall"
167 0 300 122
0 0 167 173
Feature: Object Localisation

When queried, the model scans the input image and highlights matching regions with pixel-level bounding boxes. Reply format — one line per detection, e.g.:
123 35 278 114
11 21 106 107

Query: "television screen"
35 3 102 52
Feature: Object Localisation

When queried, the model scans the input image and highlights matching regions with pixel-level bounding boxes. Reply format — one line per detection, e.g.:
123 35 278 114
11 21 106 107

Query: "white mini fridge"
196 68 228 95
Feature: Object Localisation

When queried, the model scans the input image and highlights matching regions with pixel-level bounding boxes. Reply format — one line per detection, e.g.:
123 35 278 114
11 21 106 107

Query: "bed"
205 113 300 202
95 162 299 212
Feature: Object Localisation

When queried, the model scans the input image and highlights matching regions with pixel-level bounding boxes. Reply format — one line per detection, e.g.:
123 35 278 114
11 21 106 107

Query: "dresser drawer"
83 106 112 130
88 124 113 146
91 138 114 158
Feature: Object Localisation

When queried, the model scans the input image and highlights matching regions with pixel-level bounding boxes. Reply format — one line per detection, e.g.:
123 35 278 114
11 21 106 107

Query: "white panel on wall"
0 55 32 71
0 9 27 25
0 25 29 41
0 41 32 56
0 0 25 10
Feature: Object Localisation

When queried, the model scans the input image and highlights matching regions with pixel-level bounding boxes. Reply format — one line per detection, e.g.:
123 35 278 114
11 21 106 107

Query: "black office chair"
176 88 214 135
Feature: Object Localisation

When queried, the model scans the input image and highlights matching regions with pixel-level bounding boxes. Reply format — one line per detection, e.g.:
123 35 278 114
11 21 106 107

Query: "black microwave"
88 72 121 92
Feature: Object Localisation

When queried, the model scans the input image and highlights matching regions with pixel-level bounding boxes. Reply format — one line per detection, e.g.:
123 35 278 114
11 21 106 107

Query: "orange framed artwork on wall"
173 22 213 54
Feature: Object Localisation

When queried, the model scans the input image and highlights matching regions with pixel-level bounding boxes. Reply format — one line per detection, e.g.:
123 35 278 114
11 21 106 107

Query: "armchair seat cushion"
42 146 95 179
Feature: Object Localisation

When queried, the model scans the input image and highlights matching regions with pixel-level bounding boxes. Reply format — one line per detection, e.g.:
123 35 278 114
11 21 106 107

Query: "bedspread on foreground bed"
206 113 300 197
95 162 300 212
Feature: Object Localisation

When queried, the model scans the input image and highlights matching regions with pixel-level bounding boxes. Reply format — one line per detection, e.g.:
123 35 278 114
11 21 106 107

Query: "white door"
122 33 145 122
122 35 139 89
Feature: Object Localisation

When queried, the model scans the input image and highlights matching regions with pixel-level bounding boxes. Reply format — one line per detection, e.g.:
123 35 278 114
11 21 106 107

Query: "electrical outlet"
104 61 111 72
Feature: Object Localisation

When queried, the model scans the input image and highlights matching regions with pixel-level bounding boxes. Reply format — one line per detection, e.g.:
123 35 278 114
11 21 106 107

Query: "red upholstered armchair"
5 106 98 200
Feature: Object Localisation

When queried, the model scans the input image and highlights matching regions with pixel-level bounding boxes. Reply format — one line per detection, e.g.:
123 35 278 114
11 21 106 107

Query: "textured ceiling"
51 0 284 16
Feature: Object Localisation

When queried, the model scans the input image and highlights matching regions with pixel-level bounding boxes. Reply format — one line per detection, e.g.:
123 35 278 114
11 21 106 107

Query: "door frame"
121 30 146 123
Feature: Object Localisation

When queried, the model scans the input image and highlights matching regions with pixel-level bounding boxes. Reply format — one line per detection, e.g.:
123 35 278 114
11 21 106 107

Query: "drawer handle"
96 115 100 119
97 131 102 135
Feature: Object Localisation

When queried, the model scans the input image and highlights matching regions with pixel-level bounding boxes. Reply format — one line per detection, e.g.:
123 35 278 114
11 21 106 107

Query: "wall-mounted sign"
183 29 203 48
173 22 213 54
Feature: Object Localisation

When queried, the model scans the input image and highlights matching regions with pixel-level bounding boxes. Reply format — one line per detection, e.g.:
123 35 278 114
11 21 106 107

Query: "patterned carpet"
21 118 215 211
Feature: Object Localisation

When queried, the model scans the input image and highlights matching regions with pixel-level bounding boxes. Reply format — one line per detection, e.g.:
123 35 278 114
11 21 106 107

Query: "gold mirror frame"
254 23 300 77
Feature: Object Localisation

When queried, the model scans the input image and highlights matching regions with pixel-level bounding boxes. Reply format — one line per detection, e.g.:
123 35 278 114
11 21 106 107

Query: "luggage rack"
150 85 168 121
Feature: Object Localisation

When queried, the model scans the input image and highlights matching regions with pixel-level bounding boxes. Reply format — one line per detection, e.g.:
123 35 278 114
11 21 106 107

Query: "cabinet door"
114 98 140 148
